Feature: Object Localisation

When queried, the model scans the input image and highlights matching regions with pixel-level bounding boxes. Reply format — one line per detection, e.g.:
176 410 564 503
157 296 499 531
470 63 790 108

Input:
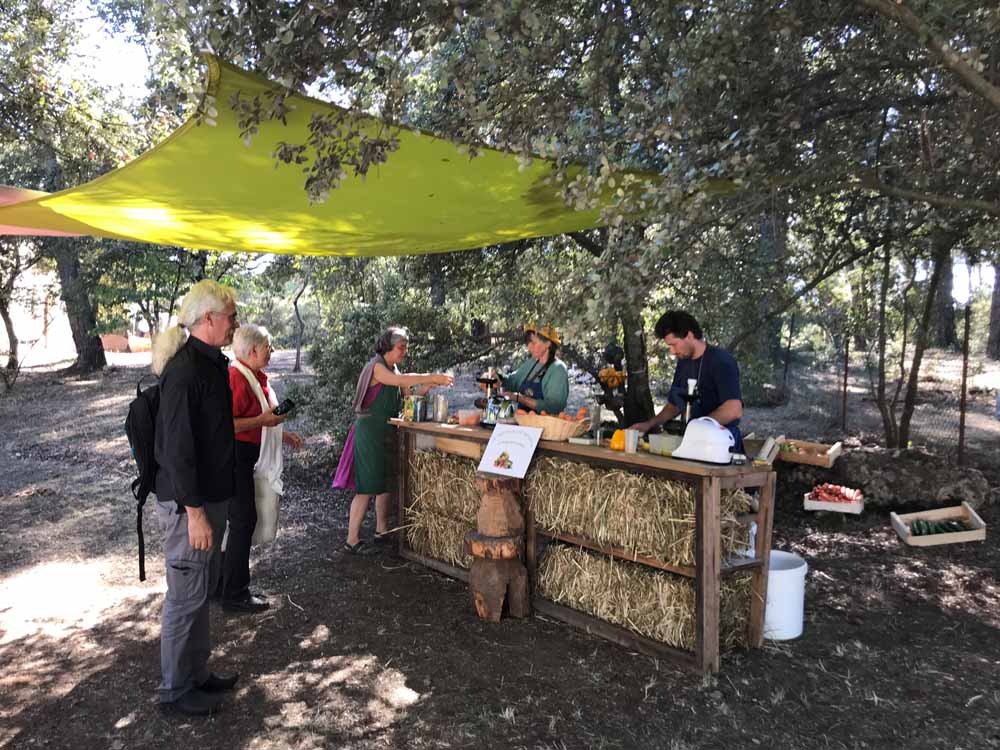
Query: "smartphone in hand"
273 398 296 416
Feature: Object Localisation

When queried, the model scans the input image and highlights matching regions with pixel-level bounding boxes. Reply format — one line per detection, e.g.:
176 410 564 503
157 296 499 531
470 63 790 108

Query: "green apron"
352 384 402 495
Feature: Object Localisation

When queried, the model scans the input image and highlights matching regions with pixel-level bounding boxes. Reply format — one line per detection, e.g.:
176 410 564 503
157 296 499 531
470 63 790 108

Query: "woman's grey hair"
375 326 409 355
152 280 238 374
233 324 272 360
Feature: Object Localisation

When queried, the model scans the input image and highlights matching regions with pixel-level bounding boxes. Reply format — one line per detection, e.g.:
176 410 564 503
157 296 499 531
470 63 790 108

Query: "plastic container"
624 429 640 453
458 409 481 426
764 550 808 640
648 433 682 455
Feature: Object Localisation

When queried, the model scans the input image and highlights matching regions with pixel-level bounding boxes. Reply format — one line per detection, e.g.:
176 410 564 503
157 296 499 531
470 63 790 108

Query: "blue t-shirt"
668 345 742 446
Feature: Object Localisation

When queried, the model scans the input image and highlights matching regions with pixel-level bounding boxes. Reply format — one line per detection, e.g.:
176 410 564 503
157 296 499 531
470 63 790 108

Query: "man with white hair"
151 279 240 717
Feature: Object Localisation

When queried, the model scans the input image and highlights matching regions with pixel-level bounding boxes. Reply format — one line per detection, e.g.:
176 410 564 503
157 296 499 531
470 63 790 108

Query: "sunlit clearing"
247 655 422 747
0 560 160 644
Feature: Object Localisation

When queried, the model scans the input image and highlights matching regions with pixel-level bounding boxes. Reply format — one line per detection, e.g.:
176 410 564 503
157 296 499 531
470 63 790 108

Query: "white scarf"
231 359 284 495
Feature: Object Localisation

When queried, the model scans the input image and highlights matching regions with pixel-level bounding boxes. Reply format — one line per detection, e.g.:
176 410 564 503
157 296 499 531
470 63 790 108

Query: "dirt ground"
1 352 999 750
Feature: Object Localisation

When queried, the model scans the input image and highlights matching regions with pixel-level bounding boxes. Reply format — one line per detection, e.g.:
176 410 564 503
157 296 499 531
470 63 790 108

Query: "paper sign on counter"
477 424 543 479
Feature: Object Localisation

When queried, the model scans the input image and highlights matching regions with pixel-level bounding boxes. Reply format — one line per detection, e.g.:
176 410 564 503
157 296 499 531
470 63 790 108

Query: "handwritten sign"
477 424 543 479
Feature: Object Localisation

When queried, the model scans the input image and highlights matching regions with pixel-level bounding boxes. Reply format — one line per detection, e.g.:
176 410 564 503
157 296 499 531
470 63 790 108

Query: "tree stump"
465 473 531 622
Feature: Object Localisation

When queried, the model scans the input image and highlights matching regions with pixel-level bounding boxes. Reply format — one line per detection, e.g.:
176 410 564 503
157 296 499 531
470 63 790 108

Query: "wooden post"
842 334 849 433
958 304 971 467
396 428 410 556
466 473 530 622
748 471 776 646
695 476 721 673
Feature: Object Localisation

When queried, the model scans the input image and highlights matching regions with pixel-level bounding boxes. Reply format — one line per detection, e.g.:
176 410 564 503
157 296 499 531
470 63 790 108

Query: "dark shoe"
373 531 395 546
161 689 223 717
343 540 379 556
221 594 270 614
197 672 239 693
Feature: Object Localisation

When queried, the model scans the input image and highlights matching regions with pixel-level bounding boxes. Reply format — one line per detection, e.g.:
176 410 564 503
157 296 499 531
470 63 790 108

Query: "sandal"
343 540 378 556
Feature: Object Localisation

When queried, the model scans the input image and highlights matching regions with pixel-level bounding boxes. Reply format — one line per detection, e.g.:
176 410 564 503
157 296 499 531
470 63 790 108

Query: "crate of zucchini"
890 502 987 548
406 450 480 569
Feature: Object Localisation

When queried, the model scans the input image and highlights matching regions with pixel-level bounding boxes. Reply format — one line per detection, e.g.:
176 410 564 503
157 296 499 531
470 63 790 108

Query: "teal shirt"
501 357 569 415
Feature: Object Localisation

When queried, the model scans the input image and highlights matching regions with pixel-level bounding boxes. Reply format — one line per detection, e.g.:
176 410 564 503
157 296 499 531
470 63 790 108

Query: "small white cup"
624 429 640 453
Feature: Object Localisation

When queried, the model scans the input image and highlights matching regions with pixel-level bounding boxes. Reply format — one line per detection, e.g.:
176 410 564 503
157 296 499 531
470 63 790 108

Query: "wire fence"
757 337 1000 466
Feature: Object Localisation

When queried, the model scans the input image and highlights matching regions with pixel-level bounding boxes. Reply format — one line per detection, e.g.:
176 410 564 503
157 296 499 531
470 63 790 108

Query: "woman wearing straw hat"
492 324 569 416
333 326 453 555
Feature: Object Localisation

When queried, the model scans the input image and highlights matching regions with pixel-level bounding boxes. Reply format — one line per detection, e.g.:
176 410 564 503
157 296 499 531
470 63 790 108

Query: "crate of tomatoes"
804 483 864 514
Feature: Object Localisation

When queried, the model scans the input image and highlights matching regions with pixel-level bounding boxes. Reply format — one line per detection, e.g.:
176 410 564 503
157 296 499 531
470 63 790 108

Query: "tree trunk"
898 230 956 446
292 272 309 373
51 239 106 373
987 261 1000 360
930 251 957 349
620 309 654 426
756 207 787 364
0 298 17 372
874 244 899 447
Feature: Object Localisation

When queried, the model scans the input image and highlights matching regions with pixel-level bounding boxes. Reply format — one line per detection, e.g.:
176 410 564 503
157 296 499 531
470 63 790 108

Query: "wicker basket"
514 412 588 441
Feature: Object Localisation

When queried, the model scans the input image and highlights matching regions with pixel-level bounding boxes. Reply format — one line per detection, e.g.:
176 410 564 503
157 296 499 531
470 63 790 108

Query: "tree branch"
854 176 1000 216
858 0 1000 113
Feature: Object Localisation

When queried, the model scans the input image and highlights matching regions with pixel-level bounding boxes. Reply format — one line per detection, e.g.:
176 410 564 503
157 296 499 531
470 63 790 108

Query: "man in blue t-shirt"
628 310 744 450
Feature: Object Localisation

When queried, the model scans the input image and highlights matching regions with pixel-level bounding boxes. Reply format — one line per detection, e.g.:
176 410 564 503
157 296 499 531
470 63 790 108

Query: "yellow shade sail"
0 56 645 256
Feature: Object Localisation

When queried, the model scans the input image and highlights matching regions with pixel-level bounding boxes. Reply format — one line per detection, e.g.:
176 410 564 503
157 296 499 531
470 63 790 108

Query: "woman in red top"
221 324 303 613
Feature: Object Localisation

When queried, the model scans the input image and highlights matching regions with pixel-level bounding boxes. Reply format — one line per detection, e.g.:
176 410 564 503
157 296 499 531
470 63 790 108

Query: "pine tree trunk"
51 239 106 373
931 252 957 349
987 261 1000 360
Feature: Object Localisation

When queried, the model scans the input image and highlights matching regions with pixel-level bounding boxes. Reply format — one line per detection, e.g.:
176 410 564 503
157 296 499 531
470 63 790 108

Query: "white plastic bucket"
764 550 808 640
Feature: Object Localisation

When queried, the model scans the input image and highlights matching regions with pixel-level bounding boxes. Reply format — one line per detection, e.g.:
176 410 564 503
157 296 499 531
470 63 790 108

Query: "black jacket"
154 335 235 508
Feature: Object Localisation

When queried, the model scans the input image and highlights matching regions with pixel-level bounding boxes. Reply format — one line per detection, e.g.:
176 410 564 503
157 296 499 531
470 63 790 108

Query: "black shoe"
197 672 239 693
373 531 395 546
343 540 379 556
161 689 223 717
221 594 270 614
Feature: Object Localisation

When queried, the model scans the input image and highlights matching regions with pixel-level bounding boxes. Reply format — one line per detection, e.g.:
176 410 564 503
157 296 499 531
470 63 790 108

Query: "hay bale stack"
537 544 752 651
406 450 479 569
524 456 752 566
407 508 474 569
408 450 480 521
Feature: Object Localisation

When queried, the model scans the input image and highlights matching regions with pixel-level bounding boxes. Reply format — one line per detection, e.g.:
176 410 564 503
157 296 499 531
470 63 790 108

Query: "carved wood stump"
465 473 531 622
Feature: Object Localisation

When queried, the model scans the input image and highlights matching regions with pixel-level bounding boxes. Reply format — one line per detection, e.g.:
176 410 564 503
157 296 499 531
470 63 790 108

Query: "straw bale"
407 507 474 569
524 456 752 566
408 449 480 523
537 544 752 651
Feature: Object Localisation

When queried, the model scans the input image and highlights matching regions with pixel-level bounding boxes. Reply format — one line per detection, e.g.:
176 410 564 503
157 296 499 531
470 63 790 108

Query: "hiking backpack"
125 375 159 581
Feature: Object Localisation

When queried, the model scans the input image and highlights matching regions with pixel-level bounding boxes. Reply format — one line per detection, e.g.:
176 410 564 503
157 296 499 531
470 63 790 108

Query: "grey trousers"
156 498 229 703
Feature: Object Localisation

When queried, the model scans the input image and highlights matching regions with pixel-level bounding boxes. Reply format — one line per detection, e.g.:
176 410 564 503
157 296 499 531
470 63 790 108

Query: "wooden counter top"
390 419 770 479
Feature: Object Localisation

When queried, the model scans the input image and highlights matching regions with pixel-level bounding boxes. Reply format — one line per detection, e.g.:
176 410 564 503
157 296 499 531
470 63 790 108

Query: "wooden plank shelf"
537 529 764 577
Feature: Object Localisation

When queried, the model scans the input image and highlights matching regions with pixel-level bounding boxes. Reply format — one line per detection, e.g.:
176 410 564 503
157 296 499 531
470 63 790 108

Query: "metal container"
432 394 448 422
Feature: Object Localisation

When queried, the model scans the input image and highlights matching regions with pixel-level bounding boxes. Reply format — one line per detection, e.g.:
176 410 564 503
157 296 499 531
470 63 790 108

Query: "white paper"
477 424 543 479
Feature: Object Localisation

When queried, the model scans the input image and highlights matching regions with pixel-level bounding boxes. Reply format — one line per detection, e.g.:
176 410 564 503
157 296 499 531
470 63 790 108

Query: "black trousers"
220 440 260 602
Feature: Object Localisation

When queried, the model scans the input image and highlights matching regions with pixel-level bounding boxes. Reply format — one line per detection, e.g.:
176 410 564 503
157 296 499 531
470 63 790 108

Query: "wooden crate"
744 435 783 467
803 491 863 515
776 438 842 468
890 502 987 547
